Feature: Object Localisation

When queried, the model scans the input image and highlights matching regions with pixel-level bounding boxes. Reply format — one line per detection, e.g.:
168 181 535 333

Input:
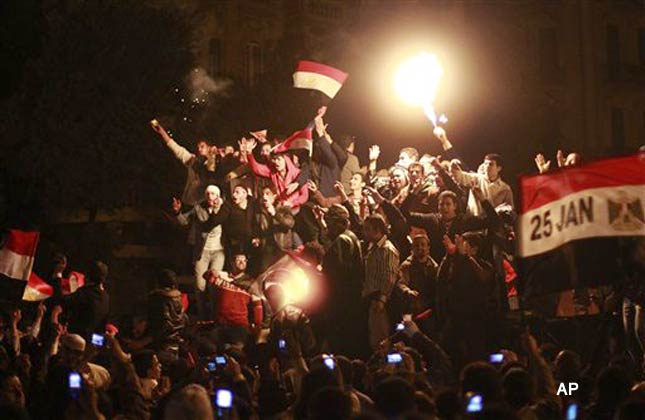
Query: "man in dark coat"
146 269 186 352
436 232 494 370
65 261 110 339
321 204 367 358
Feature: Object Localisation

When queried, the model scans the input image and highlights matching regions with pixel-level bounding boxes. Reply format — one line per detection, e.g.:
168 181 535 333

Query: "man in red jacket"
203 253 263 346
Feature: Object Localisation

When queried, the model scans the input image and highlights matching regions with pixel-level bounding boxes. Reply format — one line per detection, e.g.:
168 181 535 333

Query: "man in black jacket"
204 184 260 272
436 232 494 369
146 270 186 353
65 261 110 339
311 107 348 198
321 204 367 358
401 189 493 263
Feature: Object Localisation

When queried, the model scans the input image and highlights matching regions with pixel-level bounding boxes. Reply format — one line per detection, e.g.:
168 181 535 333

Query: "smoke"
185 67 232 103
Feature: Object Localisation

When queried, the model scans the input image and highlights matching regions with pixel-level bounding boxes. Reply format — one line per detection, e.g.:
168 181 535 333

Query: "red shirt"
213 278 262 327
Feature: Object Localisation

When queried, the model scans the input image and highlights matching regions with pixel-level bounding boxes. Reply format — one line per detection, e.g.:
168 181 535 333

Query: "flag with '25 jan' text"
518 153 645 297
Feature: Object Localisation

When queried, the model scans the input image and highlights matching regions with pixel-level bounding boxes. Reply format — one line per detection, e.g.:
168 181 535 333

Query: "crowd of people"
0 107 643 420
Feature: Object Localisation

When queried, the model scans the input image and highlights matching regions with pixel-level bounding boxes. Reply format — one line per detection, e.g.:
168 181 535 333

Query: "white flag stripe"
0 248 35 281
22 285 50 301
519 185 645 257
293 71 343 98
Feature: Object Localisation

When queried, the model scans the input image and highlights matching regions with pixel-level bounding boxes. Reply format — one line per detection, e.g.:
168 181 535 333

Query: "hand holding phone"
466 393 482 413
215 389 233 408
489 353 504 364
323 354 335 370
91 333 105 347
278 338 287 353
566 403 578 420
386 353 403 364
68 372 82 399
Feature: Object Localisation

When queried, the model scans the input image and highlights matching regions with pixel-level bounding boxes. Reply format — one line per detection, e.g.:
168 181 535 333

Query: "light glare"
394 53 444 108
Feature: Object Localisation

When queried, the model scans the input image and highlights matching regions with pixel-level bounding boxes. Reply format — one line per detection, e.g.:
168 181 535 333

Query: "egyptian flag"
250 129 268 143
0 229 40 302
23 272 53 301
61 271 85 295
517 154 645 298
293 60 348 99
272 127 313 156
24 270 86 301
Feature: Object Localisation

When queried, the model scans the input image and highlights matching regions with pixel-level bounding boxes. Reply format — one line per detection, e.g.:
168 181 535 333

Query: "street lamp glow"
394 52 444 107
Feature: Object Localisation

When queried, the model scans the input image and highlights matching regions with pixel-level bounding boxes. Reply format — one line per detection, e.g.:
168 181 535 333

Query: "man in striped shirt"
362 214 400 350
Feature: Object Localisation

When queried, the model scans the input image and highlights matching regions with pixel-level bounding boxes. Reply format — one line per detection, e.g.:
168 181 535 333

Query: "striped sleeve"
364 242 400 300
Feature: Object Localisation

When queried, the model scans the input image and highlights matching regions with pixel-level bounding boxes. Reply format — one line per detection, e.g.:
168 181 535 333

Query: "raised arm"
308 181 342 208
150 119 195 166
313 132 339 170
174 198 194 226
522 332 560 407
449 161 482 188
246 145 272 178
432 126 453 152
406 320 455 385
330 137 348 168
31 302 46 339
10 309 21 356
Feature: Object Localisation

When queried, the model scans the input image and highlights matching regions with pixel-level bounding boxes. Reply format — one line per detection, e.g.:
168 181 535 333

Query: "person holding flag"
309 106 348 199
63 261 110 339
242 136 309 212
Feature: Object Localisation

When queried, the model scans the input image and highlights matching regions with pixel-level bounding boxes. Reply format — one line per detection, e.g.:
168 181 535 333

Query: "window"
611 107 625 151
639 28 645 65
210 39 221 75
539 27 559 81
245 42 262 87
308 0 342 19
607 25 620 78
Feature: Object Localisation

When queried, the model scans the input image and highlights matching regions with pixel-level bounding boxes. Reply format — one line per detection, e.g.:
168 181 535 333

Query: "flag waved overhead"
293 60 348 99
272 127 313 156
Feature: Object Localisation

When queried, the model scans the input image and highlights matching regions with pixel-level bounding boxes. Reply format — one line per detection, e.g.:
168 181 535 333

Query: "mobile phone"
465 393 482 413
387 353 403 364
323 355 335 370
395 322 405 331
215 389 233 408
566 403 578 420
91 333 105 347
278 339 287 351
489 353 504 364
207 362 217 372
68 372 82 398
215 356 227 366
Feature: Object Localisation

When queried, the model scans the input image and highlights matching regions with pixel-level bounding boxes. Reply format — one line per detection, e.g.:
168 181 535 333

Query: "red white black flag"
0 229 40 302
518 154 645 297
293 60 348 99
272 128 313 156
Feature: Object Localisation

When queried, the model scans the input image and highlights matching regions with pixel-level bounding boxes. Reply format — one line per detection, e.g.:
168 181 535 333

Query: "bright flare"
394 53 443 107
394 53 446 125
281 267 310 304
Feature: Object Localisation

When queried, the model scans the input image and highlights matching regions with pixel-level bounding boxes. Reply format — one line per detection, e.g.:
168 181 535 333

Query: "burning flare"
394 52 447 126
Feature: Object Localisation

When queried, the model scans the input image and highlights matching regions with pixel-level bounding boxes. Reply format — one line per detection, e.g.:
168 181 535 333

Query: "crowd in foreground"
0 108 644 419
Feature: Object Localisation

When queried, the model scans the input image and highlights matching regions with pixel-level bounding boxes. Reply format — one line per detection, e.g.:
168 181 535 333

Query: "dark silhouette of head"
374 377 415 418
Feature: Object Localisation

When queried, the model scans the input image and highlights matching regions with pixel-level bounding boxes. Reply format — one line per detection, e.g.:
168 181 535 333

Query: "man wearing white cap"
173 185 225 319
